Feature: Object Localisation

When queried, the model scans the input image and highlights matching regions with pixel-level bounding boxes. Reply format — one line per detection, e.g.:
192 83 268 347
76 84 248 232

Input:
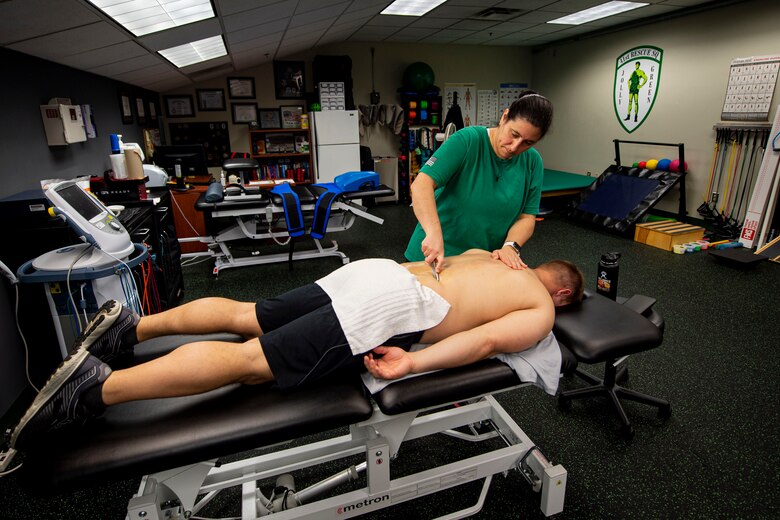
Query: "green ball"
632 162 639 168
403 62 435 92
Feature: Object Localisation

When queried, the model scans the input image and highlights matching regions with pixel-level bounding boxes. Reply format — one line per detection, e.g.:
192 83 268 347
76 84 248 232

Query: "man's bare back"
402 249 555 345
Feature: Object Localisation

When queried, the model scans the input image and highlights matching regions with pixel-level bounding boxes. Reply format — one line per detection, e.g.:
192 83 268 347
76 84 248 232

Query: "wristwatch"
503 241 522 256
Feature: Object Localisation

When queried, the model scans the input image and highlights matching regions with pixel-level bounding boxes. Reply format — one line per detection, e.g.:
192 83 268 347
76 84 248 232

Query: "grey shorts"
256 284 423 389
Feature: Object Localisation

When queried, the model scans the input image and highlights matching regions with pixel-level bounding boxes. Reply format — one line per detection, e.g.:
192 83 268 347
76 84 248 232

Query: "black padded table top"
194 183 395 211
20 358 527 493
553 290 663 363
373 359 522 415
21 378 373 492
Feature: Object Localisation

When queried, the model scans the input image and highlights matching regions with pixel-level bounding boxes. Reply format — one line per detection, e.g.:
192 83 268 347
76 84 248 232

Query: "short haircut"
506 90 554 138
541 260 584 305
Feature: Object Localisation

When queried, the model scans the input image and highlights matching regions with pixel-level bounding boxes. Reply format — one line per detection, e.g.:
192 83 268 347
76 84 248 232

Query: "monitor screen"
153 145 208 177
56 183 104 221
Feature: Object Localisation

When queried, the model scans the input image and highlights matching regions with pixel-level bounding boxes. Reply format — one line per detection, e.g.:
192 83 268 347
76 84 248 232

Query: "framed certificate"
232 103 257 124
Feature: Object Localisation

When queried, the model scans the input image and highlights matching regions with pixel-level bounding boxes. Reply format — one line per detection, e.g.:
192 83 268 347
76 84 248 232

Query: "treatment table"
183 173 395 275
13 290 668 519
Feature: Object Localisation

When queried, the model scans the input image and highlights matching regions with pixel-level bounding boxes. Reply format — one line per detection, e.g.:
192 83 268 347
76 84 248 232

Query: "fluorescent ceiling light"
88 0 215 36
159 35 226 68
547 1 648 25
381 0 449 17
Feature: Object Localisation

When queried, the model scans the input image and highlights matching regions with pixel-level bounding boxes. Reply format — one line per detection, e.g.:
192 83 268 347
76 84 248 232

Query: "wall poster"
614 46 663 134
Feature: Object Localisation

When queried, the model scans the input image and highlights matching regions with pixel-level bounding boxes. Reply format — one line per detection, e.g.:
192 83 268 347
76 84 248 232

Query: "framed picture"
135 97 147 125
196 89 226 111
232 102 257 124
258 108 281 129
164 95 195 118
148 98 159 122
280 105 304 129
273 61 305 99
119 93 133 124
227 77 255 99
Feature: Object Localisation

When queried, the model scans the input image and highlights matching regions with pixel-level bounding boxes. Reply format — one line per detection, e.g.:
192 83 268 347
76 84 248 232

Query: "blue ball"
657 158 672 171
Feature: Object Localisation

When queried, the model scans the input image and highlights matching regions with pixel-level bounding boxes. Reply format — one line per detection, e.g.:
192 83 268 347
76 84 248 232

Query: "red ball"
638 161 647 169
669 159 688 172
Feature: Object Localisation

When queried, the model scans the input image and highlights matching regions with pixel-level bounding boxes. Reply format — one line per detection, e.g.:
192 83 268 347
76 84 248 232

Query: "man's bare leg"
102 338 273 405
136 297 262 342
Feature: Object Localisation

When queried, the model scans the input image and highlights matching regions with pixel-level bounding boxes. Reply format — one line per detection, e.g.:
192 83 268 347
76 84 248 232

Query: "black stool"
554 290 671 439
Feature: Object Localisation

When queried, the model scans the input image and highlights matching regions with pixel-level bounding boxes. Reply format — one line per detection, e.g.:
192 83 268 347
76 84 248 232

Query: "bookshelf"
249 128 313 183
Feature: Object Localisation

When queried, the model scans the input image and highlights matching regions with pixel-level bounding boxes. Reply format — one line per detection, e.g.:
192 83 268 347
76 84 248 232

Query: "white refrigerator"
310 110 361 183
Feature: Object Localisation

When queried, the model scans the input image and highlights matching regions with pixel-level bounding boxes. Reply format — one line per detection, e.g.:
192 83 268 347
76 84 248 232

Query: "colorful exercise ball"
669 159 688 172
403 62 435 92
638 161 647 169
646 159 659 170
632 162 639 168
657 158 672 171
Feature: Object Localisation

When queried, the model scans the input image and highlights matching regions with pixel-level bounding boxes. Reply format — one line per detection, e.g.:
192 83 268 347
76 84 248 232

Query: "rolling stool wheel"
620 424 635 440
558 395 572 411
658 403 672 419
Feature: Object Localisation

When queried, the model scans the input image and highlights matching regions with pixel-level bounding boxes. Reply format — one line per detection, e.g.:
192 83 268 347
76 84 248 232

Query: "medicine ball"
403 62 435 92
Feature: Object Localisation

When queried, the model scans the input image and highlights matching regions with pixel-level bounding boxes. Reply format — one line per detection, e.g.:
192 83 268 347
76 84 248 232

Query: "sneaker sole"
8 349 91 449
71 300 123 355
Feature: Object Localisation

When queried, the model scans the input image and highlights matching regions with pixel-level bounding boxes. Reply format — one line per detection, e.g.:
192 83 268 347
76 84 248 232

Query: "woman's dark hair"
506 90 553 138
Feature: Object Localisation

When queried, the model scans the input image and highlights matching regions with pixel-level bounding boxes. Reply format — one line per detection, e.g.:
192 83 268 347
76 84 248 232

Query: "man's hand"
364 346 414 380
492 246 528 269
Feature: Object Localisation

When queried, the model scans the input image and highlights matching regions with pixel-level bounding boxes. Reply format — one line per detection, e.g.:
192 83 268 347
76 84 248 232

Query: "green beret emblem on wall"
614 46 663 133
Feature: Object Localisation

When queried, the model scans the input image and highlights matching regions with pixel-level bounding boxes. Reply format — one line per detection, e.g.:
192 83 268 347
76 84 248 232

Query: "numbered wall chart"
721 54 779 121
499 83 529 114
477 90 498 127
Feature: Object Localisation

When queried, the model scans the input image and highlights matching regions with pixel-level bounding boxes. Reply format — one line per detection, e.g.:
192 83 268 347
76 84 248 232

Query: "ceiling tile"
293 0 350 18
226 19 289 45
215 0 286 17
222 1 296 32
367 14 417 28
445 19 501 30
58 41 149 69
7 22 129 60
0 0 101 45
89 54 166 76
408 17 460 29
228 31 285 52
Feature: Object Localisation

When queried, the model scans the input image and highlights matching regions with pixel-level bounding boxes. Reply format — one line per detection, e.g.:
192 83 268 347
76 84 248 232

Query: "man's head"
535 260 584 307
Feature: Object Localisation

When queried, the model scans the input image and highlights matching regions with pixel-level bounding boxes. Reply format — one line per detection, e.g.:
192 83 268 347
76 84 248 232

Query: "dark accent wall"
0 48 159 416
0 48 159 199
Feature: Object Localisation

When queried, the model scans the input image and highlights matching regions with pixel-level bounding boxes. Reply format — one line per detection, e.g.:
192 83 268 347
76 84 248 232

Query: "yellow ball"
646 159 658 170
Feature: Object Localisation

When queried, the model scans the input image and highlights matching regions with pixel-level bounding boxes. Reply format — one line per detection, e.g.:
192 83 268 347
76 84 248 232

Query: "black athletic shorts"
255 284 423 389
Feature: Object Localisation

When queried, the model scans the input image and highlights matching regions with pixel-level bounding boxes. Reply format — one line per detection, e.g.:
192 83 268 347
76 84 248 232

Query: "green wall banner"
614 46 663 133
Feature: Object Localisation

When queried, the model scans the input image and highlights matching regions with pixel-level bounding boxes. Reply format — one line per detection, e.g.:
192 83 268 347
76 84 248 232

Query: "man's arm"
364 307 553 380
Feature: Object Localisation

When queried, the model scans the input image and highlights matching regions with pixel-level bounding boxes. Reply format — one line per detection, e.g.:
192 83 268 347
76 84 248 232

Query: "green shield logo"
614 46 663 133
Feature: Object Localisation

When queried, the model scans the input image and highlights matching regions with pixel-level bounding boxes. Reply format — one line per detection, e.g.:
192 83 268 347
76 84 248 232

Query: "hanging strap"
271 183 305 237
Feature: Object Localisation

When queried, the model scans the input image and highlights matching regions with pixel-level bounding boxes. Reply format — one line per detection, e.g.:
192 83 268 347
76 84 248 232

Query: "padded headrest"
553 290 663 363
222 158 259 171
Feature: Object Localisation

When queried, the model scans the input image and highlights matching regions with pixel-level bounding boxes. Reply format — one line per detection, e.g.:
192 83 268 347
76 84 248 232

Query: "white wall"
532 0 780 215
164 42 533 160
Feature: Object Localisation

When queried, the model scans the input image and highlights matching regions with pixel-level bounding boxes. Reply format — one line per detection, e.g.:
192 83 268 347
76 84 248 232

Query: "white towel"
361 331 562 396
316 259 451 356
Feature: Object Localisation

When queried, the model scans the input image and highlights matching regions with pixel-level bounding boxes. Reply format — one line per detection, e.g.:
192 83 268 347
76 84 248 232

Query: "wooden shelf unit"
249 128 313 183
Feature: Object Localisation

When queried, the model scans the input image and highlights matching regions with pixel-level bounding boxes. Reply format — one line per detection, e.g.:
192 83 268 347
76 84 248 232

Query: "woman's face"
494 112 543 159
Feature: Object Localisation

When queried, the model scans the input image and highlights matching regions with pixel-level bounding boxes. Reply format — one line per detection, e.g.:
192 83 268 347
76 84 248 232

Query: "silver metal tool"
431 260 440 281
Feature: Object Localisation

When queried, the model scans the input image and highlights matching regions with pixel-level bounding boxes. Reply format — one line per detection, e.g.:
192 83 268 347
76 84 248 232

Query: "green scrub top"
404 126 543 261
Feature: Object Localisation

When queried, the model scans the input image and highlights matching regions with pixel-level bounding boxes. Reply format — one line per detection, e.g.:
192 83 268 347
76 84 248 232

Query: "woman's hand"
421 234 445 274
364 346 414 380
492 246 528 269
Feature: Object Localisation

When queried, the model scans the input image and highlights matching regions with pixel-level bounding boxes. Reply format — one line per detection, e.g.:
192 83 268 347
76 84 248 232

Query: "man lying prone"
8 249 583 449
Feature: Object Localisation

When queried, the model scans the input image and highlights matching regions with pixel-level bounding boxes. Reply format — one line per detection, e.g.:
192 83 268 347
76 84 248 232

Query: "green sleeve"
521 151 544 215
419 129 471 186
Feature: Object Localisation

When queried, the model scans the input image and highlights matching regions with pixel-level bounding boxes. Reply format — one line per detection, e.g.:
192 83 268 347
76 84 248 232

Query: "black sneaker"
73 300 139 365
8 352 111 449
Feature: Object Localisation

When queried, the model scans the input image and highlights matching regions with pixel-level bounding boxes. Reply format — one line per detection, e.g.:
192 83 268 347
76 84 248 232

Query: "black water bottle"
596 252 621 300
